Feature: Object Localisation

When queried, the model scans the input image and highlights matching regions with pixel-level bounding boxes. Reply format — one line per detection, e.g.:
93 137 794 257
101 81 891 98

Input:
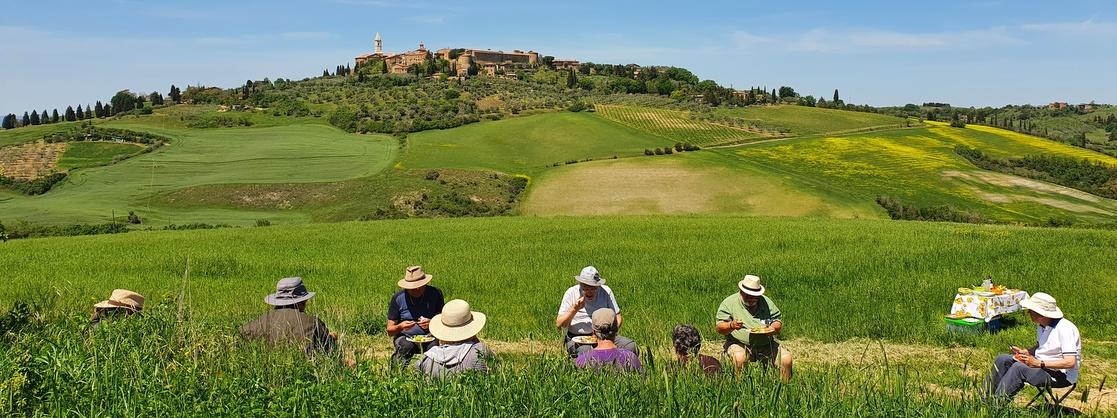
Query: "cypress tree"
21 112 30 126
2 114 15 129
95 102 104 118
52 109 59 123
29 110 40 125
85 105 93 119
833 89 840 104
65 106 76 121
76 105 84 120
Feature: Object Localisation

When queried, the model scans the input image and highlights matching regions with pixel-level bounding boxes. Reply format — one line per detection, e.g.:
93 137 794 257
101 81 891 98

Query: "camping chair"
1024 379 1076 408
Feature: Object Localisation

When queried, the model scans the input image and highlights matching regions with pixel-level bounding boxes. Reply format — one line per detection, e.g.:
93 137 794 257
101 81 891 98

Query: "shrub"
425 170 441 181
644 149 654 156
255 219 272 227
674 142 684 152
874 196 987 224
126 211 142 225
654 148 664 155
664 147 673 154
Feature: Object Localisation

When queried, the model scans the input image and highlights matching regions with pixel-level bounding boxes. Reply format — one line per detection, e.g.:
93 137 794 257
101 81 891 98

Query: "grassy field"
715 105 910 136
0 124 397 226
56 142 145 170
525 121 1117 224
0 122 81 147
400 112 667 176
1 216 1115 414
595 105 769 146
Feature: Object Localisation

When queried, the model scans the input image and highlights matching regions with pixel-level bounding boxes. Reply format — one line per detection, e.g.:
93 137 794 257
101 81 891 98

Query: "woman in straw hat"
90 289 144 327
387 266 445 365
416 299 493 378
984 292 1081 402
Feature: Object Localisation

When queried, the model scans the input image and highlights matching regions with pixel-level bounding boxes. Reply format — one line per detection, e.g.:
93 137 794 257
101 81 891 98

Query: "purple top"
575 348 643 372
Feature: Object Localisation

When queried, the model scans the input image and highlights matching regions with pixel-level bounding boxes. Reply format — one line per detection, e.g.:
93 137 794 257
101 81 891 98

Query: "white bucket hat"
738 275 765 296
575 266 605 287
1020 292 1064 319
398 265 433 290
430 299 487 342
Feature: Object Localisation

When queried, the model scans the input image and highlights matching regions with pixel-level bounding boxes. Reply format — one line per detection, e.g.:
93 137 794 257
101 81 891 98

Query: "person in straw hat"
555 266 638 358
90 289 144 327
387 265 445 365
415 299 493 378
984 292 1080 402
715 274 793 381
574 308 643 372
240 277 337 354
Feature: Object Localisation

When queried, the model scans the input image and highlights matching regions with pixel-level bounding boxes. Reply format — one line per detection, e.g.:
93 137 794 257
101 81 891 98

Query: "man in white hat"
555 266 637 358
240 277 337 354
387 265 445 365
416 299 493 378
715 274 793 382
90 289 144 328
985 292 1080 402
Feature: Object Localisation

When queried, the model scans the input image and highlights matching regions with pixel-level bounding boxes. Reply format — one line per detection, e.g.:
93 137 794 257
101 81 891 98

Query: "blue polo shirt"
387 287 445 336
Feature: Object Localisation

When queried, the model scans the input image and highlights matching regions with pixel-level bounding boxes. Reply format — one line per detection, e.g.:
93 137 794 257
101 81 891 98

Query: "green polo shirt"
715 293 782 347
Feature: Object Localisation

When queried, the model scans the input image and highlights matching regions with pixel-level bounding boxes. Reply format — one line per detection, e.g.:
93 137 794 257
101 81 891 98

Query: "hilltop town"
353 33 580 77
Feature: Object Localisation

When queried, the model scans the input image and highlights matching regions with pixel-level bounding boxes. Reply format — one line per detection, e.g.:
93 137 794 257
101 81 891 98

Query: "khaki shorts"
725 342 787 364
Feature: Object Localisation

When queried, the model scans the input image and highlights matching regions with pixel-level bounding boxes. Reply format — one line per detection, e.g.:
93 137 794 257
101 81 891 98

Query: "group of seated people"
89 265 1081 404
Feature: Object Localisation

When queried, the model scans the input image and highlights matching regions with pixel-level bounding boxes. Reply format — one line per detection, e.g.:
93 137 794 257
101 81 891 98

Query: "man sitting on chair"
985 292 1081 403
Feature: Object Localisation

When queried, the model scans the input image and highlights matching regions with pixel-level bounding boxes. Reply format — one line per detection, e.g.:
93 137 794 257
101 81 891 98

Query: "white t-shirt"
557 284 620 336
1035 318 1081 383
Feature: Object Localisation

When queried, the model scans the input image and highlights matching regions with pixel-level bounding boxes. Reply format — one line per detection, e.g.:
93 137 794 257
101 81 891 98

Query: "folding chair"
1025 381 1076 408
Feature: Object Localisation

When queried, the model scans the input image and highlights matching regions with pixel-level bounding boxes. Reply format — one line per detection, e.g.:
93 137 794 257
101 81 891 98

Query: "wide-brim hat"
265 277 316 306
94 289 145 311
574 265 605 287
738 275 765 296
1021 292 1064 319
398 265 433 289
430 299 487 342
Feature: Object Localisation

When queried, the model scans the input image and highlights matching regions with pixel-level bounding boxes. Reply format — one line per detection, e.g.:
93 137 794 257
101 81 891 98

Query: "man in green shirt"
715 274 794 382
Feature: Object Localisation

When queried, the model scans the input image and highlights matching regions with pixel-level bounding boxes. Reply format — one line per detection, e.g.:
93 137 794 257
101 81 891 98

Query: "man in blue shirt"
387 266 445 365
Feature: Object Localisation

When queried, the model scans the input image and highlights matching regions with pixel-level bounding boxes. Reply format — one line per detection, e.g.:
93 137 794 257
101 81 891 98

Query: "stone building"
353 33 432 74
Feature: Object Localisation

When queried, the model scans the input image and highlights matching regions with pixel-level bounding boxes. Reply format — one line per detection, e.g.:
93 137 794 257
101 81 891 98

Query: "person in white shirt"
985 292 1081 402
555 266 638 358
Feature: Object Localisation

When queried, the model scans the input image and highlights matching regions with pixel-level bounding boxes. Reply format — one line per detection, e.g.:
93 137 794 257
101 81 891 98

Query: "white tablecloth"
950 290 1028 322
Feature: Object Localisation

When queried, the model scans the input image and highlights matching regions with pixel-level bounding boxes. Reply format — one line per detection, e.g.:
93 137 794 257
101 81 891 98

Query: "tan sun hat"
738 275 765 296
429 299 486 342
398 265 433 289
94 289 145 312
1020 292 1064 319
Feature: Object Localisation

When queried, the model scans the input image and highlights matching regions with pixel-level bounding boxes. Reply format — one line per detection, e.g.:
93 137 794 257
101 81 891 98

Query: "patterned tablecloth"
950 290 1029 322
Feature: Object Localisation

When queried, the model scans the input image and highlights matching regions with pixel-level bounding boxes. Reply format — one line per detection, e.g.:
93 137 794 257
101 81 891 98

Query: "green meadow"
1 216 1115 415
56 142 144 170
717 105 909 136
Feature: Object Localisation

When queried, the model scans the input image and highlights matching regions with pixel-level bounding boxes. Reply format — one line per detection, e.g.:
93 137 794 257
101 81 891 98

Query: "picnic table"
950 289 1029 322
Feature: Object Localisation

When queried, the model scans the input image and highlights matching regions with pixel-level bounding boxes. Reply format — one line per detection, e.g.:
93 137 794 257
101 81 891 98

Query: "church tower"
374 32 382 55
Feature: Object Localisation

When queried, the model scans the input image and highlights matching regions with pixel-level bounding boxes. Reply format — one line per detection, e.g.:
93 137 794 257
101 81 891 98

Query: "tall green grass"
0 301 1043 417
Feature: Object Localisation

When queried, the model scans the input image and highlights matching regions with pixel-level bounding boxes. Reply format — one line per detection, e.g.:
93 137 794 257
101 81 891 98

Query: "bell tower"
374 32 382 55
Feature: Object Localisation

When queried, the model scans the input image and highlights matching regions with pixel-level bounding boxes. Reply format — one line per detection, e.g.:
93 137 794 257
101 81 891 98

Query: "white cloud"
280 31 334 41
730 26 1022 54
1021 19 1117 37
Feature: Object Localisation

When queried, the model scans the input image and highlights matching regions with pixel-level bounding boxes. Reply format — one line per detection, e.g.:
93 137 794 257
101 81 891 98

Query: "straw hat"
1020 292 1064 319
574 266 605 287
94 289 145 311
738 275 765 296
430 299 487 342
264 277 316 306
398 266 433 289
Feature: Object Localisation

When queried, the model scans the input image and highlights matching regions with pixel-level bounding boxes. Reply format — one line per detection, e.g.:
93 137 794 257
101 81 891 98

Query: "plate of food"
406 335 435 344
749 326 776 336
957 287 973 295
571 335 598 345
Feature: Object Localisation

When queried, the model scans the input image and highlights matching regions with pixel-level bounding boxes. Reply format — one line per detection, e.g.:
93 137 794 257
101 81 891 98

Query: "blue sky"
2 0 1115 115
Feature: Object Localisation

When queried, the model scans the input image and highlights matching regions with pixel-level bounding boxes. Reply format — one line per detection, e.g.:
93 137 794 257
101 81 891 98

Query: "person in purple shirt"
575 309 643 372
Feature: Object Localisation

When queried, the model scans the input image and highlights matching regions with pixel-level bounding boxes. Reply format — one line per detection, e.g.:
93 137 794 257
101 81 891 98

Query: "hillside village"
353 33 580 78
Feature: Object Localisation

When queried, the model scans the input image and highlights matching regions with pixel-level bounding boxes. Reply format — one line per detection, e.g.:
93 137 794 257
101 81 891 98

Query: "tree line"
3 86 185 130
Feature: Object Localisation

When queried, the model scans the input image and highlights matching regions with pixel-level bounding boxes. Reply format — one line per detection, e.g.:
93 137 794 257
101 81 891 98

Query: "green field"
595 104 769 145
401 112 667 175
715 105 910 136
525 121 1117 224
1 216 1115 415
56 142 145 170
0 124 396 225
0 122 81 147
